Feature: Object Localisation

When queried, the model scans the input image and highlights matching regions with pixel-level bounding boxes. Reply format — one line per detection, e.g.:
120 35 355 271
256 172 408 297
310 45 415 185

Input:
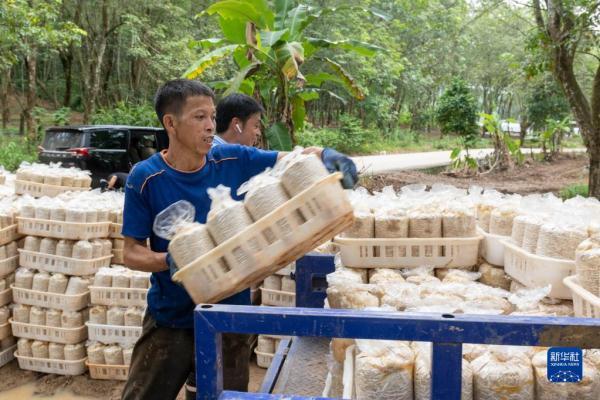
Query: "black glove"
321 148 358 189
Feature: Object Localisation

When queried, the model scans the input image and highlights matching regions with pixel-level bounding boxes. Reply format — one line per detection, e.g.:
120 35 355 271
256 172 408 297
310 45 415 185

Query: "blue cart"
194 254 600 400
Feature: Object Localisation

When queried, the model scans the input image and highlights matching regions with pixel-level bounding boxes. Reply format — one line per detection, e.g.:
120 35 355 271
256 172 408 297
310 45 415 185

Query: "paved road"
351 148 587 175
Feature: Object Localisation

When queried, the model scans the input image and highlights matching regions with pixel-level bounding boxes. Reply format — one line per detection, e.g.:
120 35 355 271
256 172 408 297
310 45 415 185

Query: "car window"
90 130 127 149
43 131 83 150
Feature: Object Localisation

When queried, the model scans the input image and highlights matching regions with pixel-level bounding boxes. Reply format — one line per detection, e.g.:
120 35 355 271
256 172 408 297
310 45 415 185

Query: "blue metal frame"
195 304 600 400
295 253 335 308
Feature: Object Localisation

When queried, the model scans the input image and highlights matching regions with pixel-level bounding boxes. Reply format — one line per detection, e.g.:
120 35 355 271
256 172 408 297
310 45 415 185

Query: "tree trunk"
60 50 73 107
590 149 600 199
0 69 11 130
24 47 37 140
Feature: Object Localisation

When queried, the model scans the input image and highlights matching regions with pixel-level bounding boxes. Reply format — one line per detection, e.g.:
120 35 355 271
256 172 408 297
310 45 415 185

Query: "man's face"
238 112 262 146
169 95 216 155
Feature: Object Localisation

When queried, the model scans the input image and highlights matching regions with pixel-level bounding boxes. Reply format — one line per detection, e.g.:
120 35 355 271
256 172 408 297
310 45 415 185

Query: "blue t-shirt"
121 145 278 328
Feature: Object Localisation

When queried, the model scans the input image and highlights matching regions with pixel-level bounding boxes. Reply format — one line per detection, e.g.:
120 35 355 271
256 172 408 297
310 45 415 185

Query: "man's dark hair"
216 93 265 133
154 79 215 128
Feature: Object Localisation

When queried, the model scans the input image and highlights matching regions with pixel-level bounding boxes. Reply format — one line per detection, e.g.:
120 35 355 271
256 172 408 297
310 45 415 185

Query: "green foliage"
0 137 38 172
185 0 386 149
525 78 570 131
297 114 375 153
481 112 524 167
560 184 589 200
539 117 570 158
91 102 161 127
435 79 479 148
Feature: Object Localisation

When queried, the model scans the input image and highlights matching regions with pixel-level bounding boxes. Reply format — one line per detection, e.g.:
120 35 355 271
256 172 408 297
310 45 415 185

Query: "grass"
559 183 589 200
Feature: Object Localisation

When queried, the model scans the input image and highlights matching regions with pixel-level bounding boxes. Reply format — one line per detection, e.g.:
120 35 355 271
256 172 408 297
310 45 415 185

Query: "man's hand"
321 148 358 189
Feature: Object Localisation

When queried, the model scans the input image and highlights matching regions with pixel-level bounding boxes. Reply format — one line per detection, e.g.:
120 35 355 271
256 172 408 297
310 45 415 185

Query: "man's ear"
162 114 176 134
229 117 241 133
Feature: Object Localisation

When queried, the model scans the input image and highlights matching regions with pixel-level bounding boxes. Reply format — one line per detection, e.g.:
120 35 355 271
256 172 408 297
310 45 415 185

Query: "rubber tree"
532 0 600 198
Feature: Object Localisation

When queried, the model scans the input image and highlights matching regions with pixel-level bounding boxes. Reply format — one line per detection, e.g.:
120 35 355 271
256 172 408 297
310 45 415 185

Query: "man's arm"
123 237 168 273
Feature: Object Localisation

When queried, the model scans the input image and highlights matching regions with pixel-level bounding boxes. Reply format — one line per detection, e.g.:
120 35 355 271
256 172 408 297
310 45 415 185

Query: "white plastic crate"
0 224 20 246
0 322 10 341
563 276 600 318
86 322 142 346
10 319 87 344
503 240 575 299
333 235 482 269
18 249 111 276
0 288 11 307
14 180 89 198
89 286 147 308
0 345 16 368
112 249 124 265
87 362 129 381
11 285 89 311
173 173 354 304
260 287 295 307
478 228 507 267
254 348 274 369
109 223 123 239
15 351 87 375
0 255 18 277
17 217 110 240
275 262 296 276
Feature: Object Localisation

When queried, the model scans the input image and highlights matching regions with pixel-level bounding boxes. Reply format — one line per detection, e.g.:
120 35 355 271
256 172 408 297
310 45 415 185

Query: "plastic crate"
14 180 89 198
260 287 295 307
0 322 10 341
333 235 482 269
503 240 575 299
86 322 142 346
10 319 87 344
0 288 11 307
173 173 354 304
17 217 110 240
254 348 274 369
87 362 129 381
112 249 124 265
0 224 20 246
11 285 89 311
18 249 112 276
478 228 507 267
274 262 296 277
0 345 16 368
0 255 18 278
563 276 600 318
15 351 87 375
109 223 123 239
89 286 147 308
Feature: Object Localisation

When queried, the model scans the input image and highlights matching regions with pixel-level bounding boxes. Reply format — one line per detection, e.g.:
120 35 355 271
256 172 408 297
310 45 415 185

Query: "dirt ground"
0 358 266 399
361 152 589 196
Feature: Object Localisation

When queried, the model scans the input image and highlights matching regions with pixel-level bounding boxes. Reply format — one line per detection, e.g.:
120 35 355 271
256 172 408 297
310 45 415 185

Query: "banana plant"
183 0 388 150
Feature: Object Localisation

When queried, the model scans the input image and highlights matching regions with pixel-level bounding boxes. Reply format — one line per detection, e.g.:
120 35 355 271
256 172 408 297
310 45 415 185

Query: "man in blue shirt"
214 93 264 147
120 79 357 400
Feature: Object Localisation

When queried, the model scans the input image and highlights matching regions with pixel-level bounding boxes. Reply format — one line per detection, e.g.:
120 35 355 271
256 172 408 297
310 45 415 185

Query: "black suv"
39 125 168 187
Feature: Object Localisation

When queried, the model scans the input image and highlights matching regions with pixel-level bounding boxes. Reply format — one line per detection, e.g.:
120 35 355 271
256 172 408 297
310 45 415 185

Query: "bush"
559 184 588 200
0 137 38 172
297 114 378 154
91 102 160 127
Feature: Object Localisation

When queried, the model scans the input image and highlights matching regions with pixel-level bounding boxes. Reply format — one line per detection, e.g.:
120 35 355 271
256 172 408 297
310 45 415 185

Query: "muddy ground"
362 153 589 196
